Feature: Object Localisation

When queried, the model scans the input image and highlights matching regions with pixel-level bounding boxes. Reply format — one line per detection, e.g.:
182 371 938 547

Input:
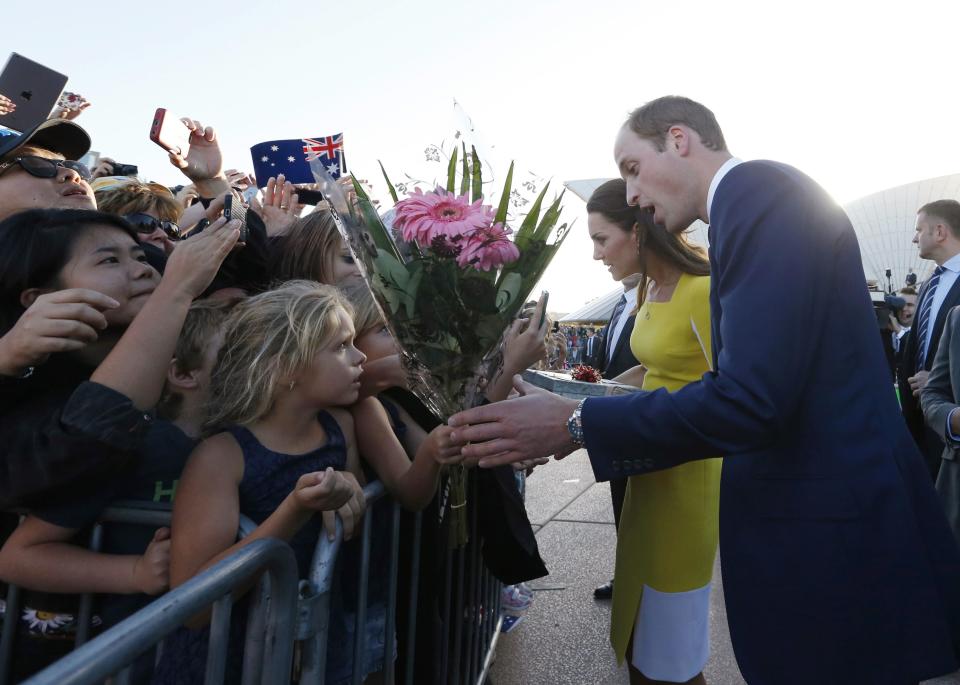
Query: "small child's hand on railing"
133 527 171 596
293 467 354 514
322 472 366 541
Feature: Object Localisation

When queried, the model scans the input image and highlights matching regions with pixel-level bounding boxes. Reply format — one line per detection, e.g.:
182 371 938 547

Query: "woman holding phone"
587 179 720 685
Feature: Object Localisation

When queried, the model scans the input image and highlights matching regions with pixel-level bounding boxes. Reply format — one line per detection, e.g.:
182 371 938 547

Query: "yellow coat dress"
610 273 721 680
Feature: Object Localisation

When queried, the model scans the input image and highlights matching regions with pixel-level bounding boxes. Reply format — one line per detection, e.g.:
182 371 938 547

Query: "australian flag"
250 134 346 185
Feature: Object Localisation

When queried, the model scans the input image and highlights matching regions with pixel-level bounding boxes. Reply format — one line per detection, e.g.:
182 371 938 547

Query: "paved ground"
488 450 960 685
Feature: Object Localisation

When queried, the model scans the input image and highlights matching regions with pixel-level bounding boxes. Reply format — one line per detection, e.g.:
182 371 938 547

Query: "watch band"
567 398 587 447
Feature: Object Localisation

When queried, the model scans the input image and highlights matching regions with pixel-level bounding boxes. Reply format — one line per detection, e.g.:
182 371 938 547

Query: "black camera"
110 162 138 176
870 291 905 330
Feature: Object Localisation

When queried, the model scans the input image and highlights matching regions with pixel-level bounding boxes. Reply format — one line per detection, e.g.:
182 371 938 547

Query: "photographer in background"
891 286 918 354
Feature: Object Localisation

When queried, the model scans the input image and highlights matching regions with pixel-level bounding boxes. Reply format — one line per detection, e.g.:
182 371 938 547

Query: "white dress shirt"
706 157 743 223
608 275 640 358
923 251 960 356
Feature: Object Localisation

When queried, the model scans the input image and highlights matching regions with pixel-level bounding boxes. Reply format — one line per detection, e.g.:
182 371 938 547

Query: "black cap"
0 118 91 160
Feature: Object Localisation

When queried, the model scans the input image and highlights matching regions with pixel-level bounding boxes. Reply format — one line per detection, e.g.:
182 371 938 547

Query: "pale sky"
6 0 959 312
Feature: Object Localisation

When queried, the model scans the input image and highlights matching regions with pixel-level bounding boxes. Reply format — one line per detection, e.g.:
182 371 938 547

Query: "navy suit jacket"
582 161 960 684
598 313 640 379
897 271 960 475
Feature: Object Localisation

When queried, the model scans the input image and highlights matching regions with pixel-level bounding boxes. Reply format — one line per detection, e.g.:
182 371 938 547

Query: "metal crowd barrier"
3 474 506 685
22 538 299 685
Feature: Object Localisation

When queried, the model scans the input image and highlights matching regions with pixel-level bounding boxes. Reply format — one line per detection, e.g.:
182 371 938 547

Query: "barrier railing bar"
383 500 401 685
439 545 453 680
466 486 481 683
0 578 21 685
21 538 298 685
204 594 233 685
476 615 504 685
402 511 422 685
353 481 385 685
113 664 132 685
450 542 466 680
74 523 104 647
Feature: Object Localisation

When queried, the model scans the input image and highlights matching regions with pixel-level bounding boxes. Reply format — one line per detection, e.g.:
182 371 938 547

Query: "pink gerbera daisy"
393 187 495 245
457 223 520 271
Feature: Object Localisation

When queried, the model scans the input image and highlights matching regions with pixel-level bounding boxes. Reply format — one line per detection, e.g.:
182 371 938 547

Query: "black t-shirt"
30 419 197 627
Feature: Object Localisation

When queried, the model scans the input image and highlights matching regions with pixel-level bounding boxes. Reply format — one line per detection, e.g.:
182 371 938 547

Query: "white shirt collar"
706 157 743 223
941 251 960 273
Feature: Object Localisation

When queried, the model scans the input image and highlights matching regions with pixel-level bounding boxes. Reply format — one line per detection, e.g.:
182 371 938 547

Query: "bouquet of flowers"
312 146 569 546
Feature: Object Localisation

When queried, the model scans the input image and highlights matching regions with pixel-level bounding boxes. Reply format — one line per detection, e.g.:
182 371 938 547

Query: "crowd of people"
4 84 960 685
0 97 553 683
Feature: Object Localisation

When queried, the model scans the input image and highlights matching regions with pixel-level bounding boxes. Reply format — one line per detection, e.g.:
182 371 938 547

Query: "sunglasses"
125 213 182 240
0 155 91 181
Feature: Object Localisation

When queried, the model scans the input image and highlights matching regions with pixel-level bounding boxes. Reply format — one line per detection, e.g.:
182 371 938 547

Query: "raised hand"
50 93 91 121
132 527 171 595
249 175 299 237
293 467 355 513
0 289 119 376
160 216 241 299
0 93 15 116
168 118 224 183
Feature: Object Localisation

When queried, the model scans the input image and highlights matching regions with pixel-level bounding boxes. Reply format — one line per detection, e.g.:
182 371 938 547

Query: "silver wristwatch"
566 398 586 447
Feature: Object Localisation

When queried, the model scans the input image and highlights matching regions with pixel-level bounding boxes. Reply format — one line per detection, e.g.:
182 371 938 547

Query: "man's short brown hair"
918 199 960 240
899 286 918 296
625 96 727 152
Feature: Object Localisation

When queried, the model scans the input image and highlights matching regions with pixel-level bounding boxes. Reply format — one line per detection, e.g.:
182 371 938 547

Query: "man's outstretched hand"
448 375 580 468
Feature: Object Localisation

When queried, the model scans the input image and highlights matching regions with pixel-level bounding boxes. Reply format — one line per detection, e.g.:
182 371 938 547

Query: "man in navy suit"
450 96 960 684
898 200 960 481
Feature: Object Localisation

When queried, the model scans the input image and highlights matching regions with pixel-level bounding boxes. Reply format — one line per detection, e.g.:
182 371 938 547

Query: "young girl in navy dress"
158 280 462 684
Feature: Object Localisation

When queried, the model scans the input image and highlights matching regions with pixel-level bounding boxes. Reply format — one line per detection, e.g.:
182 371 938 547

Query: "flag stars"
261 155 269 162
287 156 295 162
270 145 279 152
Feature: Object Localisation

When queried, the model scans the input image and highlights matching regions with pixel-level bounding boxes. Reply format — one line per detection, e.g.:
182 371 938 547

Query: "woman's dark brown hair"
268 211 345 285
586 179 709 308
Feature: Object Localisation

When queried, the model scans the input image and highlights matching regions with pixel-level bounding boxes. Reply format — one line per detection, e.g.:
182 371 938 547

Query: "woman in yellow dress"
587 179 720 685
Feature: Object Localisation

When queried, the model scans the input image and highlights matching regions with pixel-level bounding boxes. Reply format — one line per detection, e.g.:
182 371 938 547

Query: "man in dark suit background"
451 96 960 684
899 200 960 481
582 328 600 367
591 273 642 599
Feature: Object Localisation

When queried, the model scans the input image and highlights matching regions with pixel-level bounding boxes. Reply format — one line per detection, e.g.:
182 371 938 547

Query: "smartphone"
149 108 191 156
294 189 325 206
538 291 550 329
223 193 248 244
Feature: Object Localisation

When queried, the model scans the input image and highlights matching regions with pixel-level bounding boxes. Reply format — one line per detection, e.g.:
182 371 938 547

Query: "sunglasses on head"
0 155 91 181
125 213 182 240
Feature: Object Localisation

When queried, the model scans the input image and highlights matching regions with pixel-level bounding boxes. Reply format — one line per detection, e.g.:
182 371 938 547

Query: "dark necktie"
916 265 946 368
605 294 628 361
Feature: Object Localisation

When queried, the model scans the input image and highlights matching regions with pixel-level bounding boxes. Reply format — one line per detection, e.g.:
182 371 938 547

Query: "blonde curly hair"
205 280 352 430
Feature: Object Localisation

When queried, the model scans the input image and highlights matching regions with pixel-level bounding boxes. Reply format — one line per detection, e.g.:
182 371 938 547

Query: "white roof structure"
559 287 622 323
843 173 960 288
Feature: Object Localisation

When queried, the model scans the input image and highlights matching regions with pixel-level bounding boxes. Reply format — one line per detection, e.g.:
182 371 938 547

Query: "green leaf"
496 272 523 311
378 161 400 204
534 189 566 243
514 181 551 251
446 146 459 193
495 161 514 226
403 263 424 318
471 146 482 203
460 143 469 196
